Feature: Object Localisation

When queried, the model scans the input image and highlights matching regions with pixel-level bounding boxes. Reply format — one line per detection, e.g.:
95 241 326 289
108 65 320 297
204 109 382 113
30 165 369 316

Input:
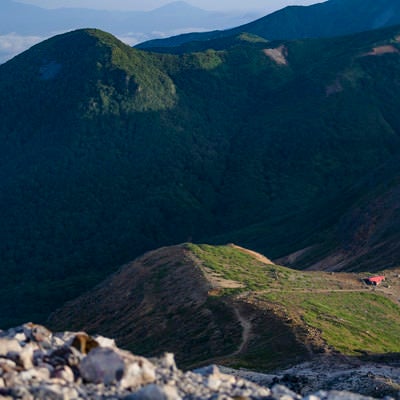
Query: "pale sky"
18 0 323 12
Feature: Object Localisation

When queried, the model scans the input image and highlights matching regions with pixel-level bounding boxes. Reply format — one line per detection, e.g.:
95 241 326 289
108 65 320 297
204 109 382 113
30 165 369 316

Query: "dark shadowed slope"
277 157 400 272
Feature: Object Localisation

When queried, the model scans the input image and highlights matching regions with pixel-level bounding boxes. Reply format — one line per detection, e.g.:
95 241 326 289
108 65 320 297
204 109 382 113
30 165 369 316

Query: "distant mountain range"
0 0 260 63
137 0 400 50
0 0 254 36
2 24 400 326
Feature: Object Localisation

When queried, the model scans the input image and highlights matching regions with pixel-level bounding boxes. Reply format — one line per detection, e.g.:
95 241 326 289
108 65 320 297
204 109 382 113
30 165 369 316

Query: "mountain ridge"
137 0 400 50
48 243 400 374
0 1 239 35
0 0 258 63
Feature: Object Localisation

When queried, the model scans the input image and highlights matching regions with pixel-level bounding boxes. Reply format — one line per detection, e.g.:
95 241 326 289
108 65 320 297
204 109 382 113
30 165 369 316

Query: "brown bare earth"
263 45 288 65
363 45 399 56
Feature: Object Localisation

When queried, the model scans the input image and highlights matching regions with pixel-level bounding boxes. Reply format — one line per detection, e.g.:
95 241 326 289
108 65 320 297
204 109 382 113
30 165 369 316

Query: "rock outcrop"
0 323 396 400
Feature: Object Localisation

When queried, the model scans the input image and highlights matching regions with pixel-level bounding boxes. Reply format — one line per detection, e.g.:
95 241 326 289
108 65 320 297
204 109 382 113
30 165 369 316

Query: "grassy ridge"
188 244 400 357
300 292 400 354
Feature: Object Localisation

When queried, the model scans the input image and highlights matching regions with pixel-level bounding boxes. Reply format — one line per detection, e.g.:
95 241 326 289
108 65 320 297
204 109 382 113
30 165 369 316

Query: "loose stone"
0 323 395 400
79 347 124 385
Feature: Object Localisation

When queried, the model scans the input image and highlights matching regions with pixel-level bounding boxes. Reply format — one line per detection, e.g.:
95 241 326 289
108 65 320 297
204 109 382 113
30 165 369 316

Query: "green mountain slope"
48 244 400 372
137 0 400 51
2 27 400 326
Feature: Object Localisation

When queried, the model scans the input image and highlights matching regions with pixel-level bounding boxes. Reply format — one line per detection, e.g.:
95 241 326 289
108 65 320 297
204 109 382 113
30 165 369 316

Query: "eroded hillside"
48 244 400 370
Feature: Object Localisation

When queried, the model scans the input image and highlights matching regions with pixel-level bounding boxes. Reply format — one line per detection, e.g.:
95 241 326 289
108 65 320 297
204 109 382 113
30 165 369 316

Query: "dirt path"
256 288 369 294
186 303 252 369
232 306 252 355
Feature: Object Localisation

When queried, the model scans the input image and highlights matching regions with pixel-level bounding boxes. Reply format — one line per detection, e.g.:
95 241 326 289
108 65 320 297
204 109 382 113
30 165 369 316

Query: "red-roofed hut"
365 276 385 286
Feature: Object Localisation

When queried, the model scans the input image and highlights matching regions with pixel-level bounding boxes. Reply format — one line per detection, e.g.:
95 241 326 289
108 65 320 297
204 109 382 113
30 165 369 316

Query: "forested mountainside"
2 26 400 325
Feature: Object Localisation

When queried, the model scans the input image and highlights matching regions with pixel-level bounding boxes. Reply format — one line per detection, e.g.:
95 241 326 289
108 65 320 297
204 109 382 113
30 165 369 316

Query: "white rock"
159 353 177 370
14 333 26 343
23 323 52 345
194 364 220 376
125 384 182 400
55 331 82 346
33 384 79 400
79 347 124 385
272 384 301 400
218 372 236 384
93 335 116 348
52 365 75 383
3 370 23 387
257 387 272 397
0 339 21 356
20 367 51 382
120 355 156 389
0 358 17 370
206 375 221 391
50 336 66 348
37 362 54 375
18 343 35 369
9 386 33 400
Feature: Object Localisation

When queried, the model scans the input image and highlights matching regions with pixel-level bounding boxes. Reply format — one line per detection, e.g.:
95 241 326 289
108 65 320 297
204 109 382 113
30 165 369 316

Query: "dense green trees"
1 27 400 326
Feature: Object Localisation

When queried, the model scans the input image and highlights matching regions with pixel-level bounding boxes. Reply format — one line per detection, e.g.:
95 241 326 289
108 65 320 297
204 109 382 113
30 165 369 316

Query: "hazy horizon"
17 0 323 12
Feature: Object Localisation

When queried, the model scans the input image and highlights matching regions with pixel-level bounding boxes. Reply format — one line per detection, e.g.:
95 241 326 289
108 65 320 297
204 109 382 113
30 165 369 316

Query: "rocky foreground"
0 323 396 400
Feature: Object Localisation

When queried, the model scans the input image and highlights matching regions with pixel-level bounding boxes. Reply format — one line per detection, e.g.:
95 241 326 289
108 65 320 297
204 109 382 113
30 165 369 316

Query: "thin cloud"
116 34 147 47
117 27 210 46
0 33 45 63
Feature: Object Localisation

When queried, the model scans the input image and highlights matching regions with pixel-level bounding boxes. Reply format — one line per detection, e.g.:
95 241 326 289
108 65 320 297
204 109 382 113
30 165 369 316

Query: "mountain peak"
1 28 176 113
155 1 204 11
48 28 127 50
